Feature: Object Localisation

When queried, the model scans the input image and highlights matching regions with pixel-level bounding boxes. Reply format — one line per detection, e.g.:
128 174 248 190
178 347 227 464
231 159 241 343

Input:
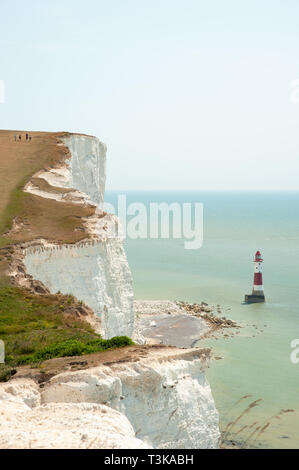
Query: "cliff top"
0 130 97 253
13 344 211 385
0 130 127 382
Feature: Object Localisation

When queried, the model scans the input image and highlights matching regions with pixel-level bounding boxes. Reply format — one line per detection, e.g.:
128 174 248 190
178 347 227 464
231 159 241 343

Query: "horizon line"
105 188 299 192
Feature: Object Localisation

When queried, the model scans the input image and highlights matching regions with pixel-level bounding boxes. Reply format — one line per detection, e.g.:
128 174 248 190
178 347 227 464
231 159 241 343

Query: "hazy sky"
1 0 299 190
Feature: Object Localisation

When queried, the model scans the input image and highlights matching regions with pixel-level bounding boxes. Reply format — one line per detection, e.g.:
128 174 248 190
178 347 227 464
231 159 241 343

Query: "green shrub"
0 365 16 382
0 285 134 369
17 336 134 365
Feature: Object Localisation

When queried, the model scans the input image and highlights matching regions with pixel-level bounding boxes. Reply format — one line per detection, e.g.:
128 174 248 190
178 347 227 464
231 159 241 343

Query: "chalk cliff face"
0 348 220 449
0 379 149 449
24 239 134 338
23 134 134 339
62 135 106 206
11 132 221 450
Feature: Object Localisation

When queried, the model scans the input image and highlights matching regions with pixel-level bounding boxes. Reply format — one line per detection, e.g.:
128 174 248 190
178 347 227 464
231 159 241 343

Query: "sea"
105 190 299 449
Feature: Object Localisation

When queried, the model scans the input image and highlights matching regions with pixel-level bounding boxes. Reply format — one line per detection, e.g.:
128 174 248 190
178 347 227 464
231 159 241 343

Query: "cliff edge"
0 130 220 449
0 130 133 339
0 346 219 449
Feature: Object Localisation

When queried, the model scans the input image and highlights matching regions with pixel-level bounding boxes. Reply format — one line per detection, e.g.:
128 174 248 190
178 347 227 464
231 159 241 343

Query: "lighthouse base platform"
244 294 265 304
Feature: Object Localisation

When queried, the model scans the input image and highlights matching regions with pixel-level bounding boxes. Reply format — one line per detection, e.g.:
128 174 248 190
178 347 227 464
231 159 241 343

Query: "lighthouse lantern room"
244 250 265 304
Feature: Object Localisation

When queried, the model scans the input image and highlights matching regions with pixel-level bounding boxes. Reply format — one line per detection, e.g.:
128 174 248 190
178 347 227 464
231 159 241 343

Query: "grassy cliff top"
0 130 96 251
0 130 127 379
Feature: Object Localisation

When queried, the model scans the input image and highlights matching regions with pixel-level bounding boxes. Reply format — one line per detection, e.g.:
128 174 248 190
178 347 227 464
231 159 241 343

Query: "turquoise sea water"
106 190 299 449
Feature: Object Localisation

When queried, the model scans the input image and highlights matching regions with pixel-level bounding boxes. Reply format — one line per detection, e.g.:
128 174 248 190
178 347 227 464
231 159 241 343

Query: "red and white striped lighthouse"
244 250 265 303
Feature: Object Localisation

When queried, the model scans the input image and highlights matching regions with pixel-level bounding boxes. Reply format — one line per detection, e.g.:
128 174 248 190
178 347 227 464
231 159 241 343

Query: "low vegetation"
0 364 16 382
0 282 133 380
16 337 133 365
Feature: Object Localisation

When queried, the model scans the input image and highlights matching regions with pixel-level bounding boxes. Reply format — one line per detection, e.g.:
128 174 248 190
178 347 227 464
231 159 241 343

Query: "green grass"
16 337 133 365
0 283 133 374
0 186 26 239
0 237 13 249
0 365 16 382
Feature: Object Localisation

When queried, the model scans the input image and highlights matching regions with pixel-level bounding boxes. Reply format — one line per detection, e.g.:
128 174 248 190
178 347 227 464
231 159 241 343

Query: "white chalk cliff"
0 348 220 449
6 132 221 449
23 134 134 339
0 380 148 449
